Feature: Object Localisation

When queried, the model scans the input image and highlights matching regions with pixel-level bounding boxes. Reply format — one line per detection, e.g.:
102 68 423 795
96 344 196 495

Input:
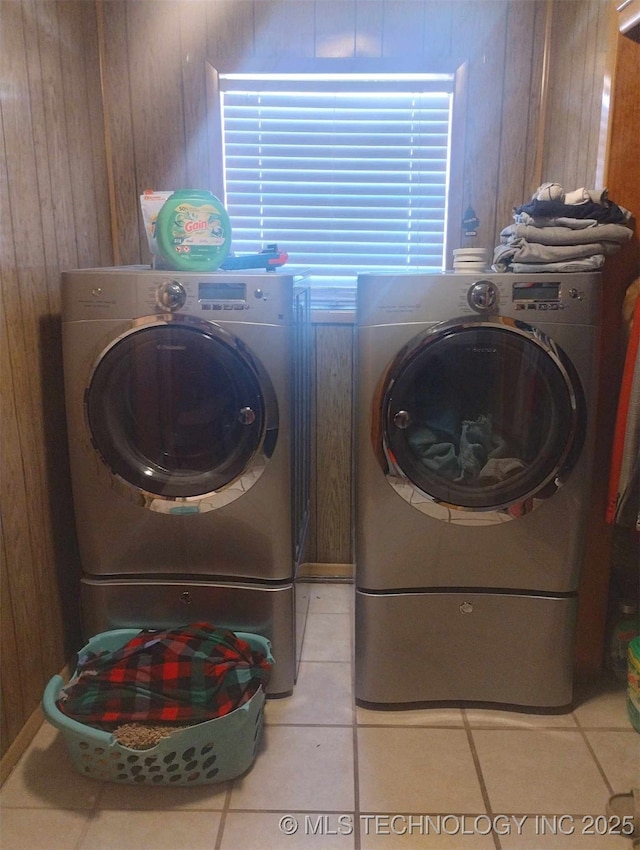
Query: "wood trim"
444 61 468 267
0 705 44 787
299 563 354 580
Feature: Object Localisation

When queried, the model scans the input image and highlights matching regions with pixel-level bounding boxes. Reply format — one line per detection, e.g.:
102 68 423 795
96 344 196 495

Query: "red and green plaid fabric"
57 623 271 724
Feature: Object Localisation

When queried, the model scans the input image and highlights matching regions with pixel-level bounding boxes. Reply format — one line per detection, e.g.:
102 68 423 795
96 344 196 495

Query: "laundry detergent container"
42 629 272 785
154 189 232 271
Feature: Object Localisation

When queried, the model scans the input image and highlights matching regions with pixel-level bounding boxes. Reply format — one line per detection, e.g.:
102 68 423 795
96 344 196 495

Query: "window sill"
309 283 356 324
311 307 356 324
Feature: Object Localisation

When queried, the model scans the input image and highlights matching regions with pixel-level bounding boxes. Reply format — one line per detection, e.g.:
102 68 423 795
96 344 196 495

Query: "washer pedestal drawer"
81 577 297 696
355 588 577 710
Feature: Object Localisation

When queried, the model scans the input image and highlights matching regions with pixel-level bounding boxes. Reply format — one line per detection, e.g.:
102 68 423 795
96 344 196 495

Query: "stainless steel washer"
355 272 600 709
62 267 310 695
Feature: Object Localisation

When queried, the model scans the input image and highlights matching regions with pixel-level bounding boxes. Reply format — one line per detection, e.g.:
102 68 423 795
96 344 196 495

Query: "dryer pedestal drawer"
81 577 297 696
355 589 577 710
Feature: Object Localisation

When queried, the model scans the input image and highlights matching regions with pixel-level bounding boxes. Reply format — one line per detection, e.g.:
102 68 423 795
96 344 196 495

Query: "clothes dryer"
62 267 310 695
355 272 600 709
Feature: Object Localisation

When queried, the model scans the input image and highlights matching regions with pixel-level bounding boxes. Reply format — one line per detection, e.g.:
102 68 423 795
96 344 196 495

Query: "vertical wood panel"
454 1 509 252
100 0 139 264
58 3 103 270
1 0 108 759
355 0 383 57
0 47 46 716
179 2 213 190
127 0 187 257
543 0 607 189
585 0 613 189
381 0 425 57
251 0 315 59
206 0 255 69
314 325 354 564
2 1 62 683
82 3 113 269
29 2 80 274
493 0 539 237
524 0 548 195
422 2 453 61
315 1 355 57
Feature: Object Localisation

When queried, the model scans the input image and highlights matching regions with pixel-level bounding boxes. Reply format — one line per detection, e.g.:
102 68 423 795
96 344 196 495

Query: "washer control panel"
60 268 311 324
149 277 273 316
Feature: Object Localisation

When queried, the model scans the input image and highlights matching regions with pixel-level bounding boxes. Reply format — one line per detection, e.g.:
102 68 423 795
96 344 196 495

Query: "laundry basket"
42 629 273 785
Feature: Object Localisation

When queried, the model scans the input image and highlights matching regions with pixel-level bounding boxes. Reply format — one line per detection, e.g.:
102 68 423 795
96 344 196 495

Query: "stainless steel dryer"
62 267 310 695
355 272 600 709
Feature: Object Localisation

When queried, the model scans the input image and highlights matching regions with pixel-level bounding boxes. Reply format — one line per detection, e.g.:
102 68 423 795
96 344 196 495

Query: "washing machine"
62 267 310 695
355 271 601 709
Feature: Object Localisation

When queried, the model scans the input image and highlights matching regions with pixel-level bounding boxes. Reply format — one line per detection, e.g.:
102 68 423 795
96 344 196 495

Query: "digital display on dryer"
512 281 560 301
198 282 246 301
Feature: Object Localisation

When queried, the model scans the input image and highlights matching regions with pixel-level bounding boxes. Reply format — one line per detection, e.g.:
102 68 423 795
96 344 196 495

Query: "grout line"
462 710 502 850
350 591 361 850
573 713 617 797
213 782 234 850
72 808 99 850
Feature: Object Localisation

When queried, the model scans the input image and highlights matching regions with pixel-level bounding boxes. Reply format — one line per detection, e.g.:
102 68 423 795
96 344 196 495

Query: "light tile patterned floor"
1 582 638 850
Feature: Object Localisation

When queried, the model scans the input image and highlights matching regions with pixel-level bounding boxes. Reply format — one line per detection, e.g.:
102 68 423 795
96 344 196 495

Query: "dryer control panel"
356 272 601 327
467 279 583 314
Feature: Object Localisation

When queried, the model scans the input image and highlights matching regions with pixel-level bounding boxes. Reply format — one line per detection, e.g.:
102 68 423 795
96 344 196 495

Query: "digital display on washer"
198 282 246 301
512 281 560 301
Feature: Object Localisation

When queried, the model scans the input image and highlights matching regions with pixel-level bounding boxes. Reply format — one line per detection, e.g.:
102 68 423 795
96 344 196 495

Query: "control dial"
156 280 187 312
467 280 498 312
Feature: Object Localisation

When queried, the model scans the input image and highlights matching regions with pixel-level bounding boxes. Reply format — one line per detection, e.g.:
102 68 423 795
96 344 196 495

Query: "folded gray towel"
493 240 621 271
514 212 599 229
503 255 606 273
500 222 632 247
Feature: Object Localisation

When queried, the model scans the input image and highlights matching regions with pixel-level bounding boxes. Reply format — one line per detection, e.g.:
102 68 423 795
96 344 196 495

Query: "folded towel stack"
493 183 634 273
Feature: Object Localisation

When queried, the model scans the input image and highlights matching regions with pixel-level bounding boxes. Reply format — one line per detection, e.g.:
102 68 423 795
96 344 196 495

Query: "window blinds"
220 76 453 283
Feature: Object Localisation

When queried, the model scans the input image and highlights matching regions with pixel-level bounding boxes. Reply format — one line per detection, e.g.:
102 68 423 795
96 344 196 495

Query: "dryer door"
379 316 586 522
86 316 277 512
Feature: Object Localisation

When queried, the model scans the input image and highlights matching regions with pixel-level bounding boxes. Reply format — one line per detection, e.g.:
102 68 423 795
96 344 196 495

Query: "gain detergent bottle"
155 190 231 272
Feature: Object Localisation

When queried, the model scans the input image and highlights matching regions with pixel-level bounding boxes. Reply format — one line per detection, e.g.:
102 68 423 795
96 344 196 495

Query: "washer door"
379 316 586 522
86 316 277 512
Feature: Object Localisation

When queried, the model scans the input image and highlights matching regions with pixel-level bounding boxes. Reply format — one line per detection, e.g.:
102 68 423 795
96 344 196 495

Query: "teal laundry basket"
42 629 273 785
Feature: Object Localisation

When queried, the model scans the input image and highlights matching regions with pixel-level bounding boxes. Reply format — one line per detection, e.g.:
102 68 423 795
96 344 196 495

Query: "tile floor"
1 582 638 850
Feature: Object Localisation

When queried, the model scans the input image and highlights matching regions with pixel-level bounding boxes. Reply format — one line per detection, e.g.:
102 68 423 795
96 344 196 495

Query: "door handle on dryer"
392 410 411 429
238 407 256 425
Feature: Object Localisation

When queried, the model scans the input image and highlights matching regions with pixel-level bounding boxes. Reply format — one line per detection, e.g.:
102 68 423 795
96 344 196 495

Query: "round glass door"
381 317 585 518
86 319 273 504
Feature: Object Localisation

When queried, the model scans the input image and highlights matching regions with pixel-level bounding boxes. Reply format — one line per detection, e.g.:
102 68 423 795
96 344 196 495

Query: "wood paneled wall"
311 324 355 565
542 0 613 189
1 0 620 761
100 0 558 267
0 1 112 762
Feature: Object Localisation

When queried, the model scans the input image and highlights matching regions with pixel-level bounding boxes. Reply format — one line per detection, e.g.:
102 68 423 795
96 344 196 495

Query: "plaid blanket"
57 623 271 724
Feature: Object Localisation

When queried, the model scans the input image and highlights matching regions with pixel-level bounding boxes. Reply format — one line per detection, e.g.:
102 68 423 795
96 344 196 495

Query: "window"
216 72 455 295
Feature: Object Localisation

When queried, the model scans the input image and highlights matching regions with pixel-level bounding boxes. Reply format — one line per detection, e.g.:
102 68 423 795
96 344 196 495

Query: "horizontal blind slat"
221 79 452 280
